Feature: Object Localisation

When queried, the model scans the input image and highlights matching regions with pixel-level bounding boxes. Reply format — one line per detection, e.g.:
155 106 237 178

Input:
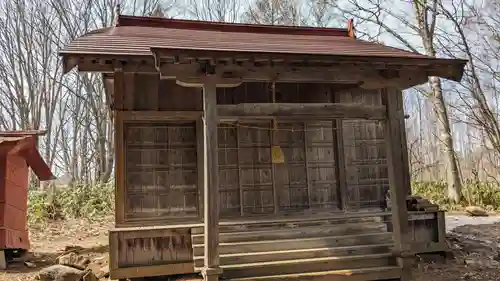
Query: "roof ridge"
0 130 47 136
117 15 350 37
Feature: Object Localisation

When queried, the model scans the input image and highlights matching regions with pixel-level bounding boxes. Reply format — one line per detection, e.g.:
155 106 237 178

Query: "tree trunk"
428 76 462 202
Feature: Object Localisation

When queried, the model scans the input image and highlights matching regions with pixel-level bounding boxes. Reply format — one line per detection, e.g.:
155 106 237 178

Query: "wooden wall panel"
133 74 158 110
120 74 203 111
159 80 202 111
339 88 389 210
113 228 192 267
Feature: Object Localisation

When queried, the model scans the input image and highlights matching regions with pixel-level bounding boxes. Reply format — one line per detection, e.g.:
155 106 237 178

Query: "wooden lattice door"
123 121 199 223
218 120 342 217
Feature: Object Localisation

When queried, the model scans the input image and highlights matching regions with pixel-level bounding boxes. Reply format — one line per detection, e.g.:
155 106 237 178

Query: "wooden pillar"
382 88 412 281
176 74 240 281
332 92 348 211
113 68 125 226
396 91 412 195
202 81 222 281
0 250 6 269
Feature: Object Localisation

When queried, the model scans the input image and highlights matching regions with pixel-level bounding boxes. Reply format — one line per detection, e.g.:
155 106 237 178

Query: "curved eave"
60 49 467 82
59 51 153 74
425 58 468 82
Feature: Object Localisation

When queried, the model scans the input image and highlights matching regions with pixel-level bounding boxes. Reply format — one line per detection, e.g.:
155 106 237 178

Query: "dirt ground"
1 215 499 281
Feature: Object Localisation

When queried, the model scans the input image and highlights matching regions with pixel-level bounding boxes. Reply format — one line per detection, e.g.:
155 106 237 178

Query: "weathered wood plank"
217 103 386 119
121 110 202 120
197 119 205 220
110 263 195 279
113 68 124 110
236 125 244 216
192 222 387 244
193 232 393 256
226 266 402 281
194 244 393 267
216 254 393 279
109 227 194 279
123 73 135 110
332 92 348 211
304 123 312 208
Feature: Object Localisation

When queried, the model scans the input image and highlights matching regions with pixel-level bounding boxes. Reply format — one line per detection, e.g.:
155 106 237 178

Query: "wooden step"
192 223 387 244
193 232 392 256
194 243 393 267
227 266 402 281
210 253 395 279
191 218 388 235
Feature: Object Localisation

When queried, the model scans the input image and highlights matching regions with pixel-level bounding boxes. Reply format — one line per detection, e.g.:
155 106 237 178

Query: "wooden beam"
161 63 429 90
202 80 222 281
217 103 386 120
177 77 243 88
113 68 124 110
121 111 202 121
150 47 466 81
382 88 412 281
110 263 195 279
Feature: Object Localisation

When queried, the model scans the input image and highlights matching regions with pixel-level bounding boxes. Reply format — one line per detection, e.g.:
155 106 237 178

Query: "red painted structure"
0 131 54 250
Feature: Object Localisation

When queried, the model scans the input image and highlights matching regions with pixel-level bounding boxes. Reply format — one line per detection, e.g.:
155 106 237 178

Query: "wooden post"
114 68 125 226
396 91 412 195
382 88 412 281
0 250 6 270
332 92 348 211
202 81 222 281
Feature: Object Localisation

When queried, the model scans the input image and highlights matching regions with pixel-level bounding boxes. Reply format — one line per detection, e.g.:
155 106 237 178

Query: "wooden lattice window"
123 121 199 221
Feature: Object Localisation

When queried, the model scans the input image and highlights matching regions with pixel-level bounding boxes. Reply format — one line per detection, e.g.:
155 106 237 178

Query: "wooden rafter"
64 51 464 86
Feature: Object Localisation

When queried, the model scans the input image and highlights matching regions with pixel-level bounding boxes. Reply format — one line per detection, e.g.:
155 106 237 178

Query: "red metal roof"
0 130 47 137
61 15 441 60
117 15 350 36
0 132 54 181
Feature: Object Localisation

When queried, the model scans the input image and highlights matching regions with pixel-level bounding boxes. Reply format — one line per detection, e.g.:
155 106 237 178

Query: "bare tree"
185 0 243 22
328 0 463 202
244 0 302 25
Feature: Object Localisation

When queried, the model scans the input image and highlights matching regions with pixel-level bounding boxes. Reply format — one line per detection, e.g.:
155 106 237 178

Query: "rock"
88 263 109 279
24 261 37 268
465 258 499 268
64 246 85 253
465 206 488 217
38 264 85 281
82 270 98 281
96 265 109 279
57 252 90 270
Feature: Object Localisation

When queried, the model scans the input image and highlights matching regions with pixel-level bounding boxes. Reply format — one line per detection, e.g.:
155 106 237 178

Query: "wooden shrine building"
59 9 466 281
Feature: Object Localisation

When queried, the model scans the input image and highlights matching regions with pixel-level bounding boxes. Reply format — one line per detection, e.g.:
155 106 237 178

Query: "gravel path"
445 214 500 232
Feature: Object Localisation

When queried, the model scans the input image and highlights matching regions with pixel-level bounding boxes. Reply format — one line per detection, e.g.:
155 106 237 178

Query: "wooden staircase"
191 215 401 281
